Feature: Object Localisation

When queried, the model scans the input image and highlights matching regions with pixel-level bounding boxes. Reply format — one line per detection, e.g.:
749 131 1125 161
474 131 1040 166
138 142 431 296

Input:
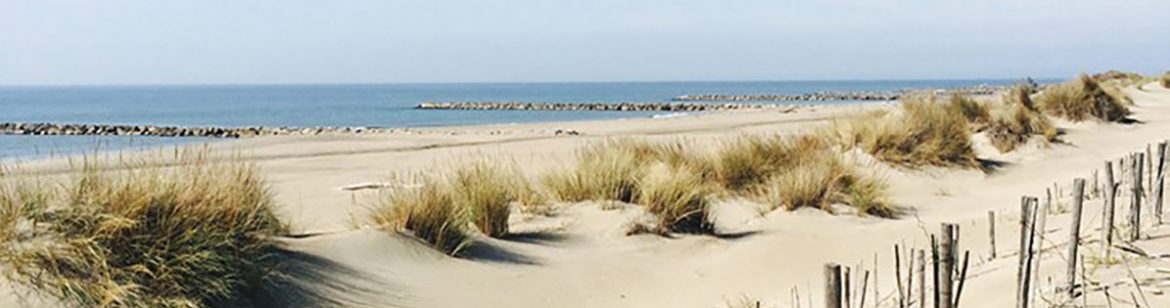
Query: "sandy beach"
3 82 1168 307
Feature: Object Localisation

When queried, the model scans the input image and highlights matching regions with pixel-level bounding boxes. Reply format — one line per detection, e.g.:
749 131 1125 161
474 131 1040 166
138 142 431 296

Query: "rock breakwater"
415 102 792 111
0 122 401 138
672 85 1008 102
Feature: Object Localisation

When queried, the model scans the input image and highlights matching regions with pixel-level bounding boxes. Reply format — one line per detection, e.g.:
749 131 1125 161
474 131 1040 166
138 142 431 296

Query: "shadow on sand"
246 248 406 308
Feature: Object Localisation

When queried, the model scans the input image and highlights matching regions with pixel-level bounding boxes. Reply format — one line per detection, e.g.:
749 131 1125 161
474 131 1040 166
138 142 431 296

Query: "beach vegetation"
1036 74 1130 122
752 153 893 217
542 140 646 203
637 164 715 233
986 86 1058 152
0 151 289 307
834 96 979 168
371 178 470 255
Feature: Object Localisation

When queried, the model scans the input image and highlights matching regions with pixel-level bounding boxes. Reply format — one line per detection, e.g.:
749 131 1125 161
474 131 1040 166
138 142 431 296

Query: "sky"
1 0 1169 85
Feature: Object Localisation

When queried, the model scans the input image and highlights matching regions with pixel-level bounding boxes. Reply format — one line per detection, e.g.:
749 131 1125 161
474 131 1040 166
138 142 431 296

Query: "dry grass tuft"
753 153 892 217
1036 74 1130 122
371 178 470 255
447 161 519 237
0 150 289 307
835 96 979 168
986 86 1058 152
946 94 991 131
637 164 715 233
715 135 828 190
1161 73 1170 88
542 140 646 203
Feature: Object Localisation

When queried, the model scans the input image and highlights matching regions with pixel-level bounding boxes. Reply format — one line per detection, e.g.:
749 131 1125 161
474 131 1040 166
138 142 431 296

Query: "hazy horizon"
2 0 1168 86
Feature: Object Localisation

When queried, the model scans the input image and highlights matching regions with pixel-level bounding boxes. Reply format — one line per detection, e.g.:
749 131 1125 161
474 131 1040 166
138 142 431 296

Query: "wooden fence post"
1155 142 1166 225
1103 161 1116 255
826 263 843 308
1131 153 1144 241
940 224 957 308
917 250 926 308
1015 197 1030 308
1066 179 1086 297
988 211 997 259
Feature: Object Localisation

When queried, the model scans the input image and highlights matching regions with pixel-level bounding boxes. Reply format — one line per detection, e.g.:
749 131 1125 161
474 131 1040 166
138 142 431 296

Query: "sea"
0 79 1044 160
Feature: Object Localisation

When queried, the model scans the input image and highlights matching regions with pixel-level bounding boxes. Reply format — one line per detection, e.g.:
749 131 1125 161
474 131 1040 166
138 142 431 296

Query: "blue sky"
1 0 1168 85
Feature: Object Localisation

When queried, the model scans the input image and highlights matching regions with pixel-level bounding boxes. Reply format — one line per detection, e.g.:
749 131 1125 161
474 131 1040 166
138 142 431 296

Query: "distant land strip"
415 102 799 111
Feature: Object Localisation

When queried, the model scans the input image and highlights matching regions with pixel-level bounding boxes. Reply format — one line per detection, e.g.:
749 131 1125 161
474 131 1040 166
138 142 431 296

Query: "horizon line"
0 76 1064 88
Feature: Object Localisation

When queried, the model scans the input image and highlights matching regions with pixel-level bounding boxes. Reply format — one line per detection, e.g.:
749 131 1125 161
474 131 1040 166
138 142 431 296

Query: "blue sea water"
0 80 1043 160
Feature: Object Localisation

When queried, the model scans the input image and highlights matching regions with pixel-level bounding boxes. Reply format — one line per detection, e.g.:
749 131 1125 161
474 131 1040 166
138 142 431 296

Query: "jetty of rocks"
415 102 792 112
672 85 1007 102
0 122 403 139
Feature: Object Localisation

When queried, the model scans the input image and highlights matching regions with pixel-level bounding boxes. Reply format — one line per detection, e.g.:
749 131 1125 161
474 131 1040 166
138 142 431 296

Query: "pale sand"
5 84 1170 307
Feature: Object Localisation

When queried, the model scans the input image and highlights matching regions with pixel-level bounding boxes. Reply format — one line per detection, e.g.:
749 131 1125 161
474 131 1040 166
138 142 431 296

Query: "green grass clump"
0 151 289 307
837 96 979 168
1036 74 1130 122
542 141 646 203
447 161 518 238
986 87 1058 152
371 179 470 255
637 164 715 233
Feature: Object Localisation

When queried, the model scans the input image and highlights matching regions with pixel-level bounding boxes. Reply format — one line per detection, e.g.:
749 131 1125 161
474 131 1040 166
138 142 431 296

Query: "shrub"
1162 74 1170 88
840 96 979 168
0 152 289 307
637 164 714 233
1036 74 1130 122
986 87 1058 152
371 179 470 255
543 141 645 203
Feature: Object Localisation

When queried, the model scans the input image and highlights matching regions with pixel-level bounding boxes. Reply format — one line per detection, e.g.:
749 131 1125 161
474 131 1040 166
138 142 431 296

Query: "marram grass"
1036 74 1130 122
0 150 289 307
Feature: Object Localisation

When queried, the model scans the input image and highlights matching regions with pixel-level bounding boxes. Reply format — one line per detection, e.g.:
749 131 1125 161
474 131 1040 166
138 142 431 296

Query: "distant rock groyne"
415 102 793 112
0 122 400 139
672 85 1007 102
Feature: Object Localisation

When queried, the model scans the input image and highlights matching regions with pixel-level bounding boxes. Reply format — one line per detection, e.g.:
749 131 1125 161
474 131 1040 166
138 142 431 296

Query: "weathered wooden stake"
1131 153 1144 241
1066 178 1086 297
1154 142 1166 225
895 245 905 308
906 247 915 308
917 250 926 308
844 267 852 308
873 253 879 308
939 224 957 308
826 263 843 308
988 211 997 259
954 251 970 308
1149 144 1155 195
931 236 940 308
1103 161 1117 256
1015 198 1029 308
859 270 870 308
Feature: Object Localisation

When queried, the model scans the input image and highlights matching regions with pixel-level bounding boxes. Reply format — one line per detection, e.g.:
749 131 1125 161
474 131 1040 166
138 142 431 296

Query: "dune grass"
752 153 893 217
447 161 519 237
833 96 979 168
542 140 650 203
1162 73 1170 88
986 86 1058 152
371 178 470 255
0 151 289 307
946 94 991 131
1036 74 1130 122
715 135 829 190
637 164 715 233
